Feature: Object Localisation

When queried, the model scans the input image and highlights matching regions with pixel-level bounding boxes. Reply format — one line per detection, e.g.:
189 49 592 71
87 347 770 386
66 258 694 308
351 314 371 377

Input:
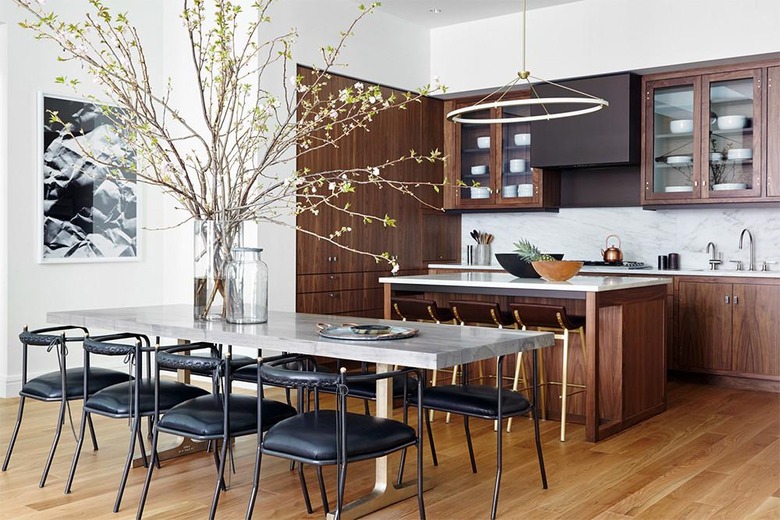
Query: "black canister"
668 253 680 270
658 255 668 270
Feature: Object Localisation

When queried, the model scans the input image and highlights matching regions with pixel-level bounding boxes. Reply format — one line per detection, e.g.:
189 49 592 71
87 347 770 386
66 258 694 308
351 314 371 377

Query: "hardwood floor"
0 381 778 519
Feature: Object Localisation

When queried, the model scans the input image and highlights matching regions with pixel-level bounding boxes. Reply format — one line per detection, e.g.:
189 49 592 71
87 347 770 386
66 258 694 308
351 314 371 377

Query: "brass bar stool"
510 303 586 441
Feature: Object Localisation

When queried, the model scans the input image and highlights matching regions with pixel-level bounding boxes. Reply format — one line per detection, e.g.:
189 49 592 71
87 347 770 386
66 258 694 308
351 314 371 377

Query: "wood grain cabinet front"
676 277 780 387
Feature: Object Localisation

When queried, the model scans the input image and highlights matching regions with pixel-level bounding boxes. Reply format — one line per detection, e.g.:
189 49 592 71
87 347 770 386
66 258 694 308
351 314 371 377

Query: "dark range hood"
530 73 641 169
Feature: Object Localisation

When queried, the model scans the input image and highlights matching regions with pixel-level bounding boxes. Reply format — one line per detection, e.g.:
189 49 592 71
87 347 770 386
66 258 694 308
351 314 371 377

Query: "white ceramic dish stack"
666 155 693 164
664 185 694 193
513 133 531 146
717 115 747 130
670 119 693 134
501 185 518 198
477 136 490 149
712 183 748 191
470 165 487 175
517 183 534 197
727 148 752 160
470 186 490 199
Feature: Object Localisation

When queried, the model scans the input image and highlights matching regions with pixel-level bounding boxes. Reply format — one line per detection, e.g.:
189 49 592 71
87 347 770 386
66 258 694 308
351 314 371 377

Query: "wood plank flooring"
0 381 778 519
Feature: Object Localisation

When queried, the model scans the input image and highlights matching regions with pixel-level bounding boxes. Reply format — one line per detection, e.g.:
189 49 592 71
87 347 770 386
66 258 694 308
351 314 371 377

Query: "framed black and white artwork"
39 94 138 263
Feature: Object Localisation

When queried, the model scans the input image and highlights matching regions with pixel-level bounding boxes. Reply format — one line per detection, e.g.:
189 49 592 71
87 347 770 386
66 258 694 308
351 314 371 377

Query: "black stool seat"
156 394 294 438
411 384 532 418
85 380 209 416
262 410 417 462
21 367 129 401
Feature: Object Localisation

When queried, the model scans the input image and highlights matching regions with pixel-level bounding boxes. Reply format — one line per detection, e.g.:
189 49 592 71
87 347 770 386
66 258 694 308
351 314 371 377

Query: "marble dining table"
47 304 554 519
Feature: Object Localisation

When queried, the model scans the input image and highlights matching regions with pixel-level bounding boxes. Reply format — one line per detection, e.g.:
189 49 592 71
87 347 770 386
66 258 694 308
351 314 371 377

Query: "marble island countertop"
428 263 780 279
380 271 670 293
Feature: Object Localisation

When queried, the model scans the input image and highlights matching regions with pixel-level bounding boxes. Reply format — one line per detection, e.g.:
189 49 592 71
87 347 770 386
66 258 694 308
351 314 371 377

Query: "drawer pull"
725 295 730 304
733 295 739 305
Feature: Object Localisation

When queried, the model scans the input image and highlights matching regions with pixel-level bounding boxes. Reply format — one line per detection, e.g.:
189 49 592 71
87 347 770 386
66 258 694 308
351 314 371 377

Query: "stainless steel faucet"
739 228 755 271
706 242 721 270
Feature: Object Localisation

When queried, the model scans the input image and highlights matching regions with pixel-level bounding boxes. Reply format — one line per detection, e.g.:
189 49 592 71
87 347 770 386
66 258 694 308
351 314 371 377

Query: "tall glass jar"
193 220 244 321
225 247 268 324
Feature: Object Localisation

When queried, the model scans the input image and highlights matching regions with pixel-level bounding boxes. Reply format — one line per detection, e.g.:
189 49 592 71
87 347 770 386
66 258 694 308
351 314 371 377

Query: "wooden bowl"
531 260 583 282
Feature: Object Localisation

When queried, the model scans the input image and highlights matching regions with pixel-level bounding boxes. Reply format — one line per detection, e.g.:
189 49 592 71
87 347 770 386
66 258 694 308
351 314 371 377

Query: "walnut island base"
380 272 672 442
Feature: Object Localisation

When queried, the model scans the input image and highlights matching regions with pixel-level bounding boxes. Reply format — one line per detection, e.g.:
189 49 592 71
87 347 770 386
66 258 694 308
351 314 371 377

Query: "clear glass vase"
193 220 244 320
225 247 268 324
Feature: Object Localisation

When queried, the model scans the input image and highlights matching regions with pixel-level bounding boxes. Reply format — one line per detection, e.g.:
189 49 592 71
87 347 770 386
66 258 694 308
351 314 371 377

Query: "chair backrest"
82 333 149 409
18 325 89 388
509 303 581 331
450 300 514 327
391 297 454 323
257 357 422 432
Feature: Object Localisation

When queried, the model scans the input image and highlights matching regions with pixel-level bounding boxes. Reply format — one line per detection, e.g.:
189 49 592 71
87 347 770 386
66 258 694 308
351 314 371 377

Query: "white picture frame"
39 93 139 263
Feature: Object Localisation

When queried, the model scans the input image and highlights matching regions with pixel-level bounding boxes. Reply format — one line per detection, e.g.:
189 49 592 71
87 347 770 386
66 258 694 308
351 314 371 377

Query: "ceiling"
366 0 585 28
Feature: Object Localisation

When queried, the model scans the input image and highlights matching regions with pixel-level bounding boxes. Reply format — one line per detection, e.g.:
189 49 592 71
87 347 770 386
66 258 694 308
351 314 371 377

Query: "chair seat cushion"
85 380 209 416
20 367 129 401
411 385 532 419
262 410 416 463
156 395 294 438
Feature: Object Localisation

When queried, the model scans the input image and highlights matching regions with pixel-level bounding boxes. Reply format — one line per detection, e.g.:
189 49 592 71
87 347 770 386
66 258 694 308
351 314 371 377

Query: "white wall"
0 1 167 396
431 0 780 92
432 0 780 271
0 0 433 396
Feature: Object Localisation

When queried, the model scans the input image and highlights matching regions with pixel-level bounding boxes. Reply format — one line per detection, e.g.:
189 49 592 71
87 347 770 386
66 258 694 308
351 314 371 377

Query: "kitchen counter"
380 272 670 442
428 263 780 279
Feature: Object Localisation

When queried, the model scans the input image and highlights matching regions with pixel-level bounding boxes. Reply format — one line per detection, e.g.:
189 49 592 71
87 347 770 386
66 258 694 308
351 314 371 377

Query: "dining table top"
47 304 555 370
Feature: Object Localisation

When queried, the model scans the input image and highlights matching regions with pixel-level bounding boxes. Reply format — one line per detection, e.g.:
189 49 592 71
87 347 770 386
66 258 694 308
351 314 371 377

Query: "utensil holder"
474 244 491 266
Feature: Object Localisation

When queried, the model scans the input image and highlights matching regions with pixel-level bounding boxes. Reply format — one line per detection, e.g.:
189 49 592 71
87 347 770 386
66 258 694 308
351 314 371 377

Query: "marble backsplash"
461 206 780 271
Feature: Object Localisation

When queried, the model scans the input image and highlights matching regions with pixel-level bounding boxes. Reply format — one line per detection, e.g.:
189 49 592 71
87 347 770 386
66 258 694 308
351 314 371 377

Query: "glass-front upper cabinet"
443 92 559 210
702 70 762 198
644 76 702 199
498 105 538 203
457 107 494 205
642 69 764 203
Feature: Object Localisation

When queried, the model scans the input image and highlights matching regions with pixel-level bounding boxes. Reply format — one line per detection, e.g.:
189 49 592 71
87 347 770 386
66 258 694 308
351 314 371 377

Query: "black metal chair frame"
246 357 426 520
2 325 105 488
136 343 294 519
411 353 547 519
64 333 209 513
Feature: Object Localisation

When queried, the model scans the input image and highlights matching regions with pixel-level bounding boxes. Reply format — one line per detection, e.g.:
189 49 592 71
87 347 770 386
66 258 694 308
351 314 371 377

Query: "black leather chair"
246 357 426 520
408 355 547 519
2 325 128 488
64 333 209 512
136 345 296 519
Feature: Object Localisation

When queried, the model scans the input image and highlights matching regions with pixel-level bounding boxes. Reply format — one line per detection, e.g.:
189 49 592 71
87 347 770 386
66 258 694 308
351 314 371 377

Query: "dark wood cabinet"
641 59 779 206
767 66 780 198
676 277 780 387
443 91 560 210
295 67 459 317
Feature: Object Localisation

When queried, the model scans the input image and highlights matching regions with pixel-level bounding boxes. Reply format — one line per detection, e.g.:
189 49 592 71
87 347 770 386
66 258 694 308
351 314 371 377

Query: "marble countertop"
428 263 780 279
380 271 670 293
47 305 554 370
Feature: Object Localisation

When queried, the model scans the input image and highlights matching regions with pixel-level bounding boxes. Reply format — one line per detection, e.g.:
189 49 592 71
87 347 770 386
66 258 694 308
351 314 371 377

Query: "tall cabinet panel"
768 66 780 198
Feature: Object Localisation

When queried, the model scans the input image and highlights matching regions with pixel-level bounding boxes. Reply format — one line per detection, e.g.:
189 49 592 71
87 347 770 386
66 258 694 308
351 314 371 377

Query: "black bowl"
494 253 564 278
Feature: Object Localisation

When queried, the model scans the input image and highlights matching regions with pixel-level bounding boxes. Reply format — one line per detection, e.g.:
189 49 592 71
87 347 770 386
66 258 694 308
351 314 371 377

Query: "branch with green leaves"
16 0 449 270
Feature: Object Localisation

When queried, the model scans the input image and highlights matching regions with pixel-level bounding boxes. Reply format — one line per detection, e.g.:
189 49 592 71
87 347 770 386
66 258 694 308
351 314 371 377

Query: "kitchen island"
380 272 672 442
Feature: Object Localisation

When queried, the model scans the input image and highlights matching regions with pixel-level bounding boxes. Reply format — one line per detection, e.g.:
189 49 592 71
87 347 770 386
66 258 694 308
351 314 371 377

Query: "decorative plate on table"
317 324 419 341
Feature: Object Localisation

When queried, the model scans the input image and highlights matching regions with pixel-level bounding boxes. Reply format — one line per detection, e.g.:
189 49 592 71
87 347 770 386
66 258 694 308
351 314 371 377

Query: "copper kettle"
602 234 623 263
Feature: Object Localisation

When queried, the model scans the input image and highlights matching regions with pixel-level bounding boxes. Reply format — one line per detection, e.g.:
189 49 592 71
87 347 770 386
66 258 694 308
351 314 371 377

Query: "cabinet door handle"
328 293 337 298
329 275 336 280
733 295 739 305
725 295 730 304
